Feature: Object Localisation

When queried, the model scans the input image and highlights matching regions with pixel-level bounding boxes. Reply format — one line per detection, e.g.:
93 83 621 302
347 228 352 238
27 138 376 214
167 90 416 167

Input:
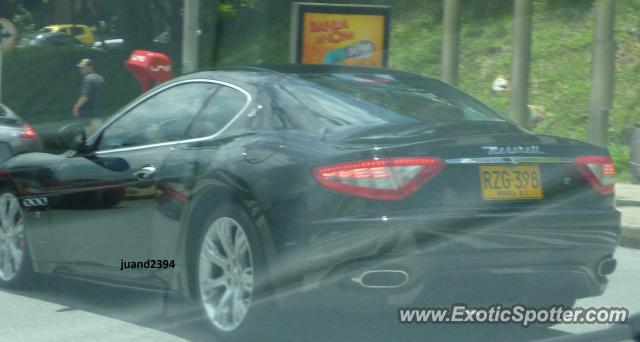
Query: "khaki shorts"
84 118 103 137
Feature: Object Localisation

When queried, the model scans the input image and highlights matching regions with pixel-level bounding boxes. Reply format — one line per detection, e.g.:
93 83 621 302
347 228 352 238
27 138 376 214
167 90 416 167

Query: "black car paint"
0 65 620 306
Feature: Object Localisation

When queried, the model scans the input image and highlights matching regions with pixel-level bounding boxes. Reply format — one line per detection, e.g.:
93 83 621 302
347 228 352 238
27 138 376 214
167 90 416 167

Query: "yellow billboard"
291 3 390 67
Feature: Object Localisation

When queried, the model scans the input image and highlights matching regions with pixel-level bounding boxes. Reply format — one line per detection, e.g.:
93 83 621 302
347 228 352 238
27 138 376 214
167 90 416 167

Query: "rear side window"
98 82 217 149
0 105 20 126
46 34 76 45
254 83 319 130
70 26 85 36
288 73 506 131
187 86 247 138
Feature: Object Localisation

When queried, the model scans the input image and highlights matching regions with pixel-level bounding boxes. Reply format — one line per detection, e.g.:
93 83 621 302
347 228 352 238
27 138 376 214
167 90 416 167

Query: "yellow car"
39 24 95 45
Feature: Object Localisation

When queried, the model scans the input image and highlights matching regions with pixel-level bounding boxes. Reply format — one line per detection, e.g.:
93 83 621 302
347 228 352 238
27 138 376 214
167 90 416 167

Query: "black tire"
190 201 275 341
0 190 34 290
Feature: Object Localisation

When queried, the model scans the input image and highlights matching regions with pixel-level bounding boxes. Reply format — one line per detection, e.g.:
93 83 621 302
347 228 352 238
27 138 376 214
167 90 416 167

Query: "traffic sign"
0 18 17 52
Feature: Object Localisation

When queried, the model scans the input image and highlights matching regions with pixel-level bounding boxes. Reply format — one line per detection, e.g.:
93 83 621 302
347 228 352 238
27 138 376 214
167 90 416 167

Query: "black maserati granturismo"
0 65 620 339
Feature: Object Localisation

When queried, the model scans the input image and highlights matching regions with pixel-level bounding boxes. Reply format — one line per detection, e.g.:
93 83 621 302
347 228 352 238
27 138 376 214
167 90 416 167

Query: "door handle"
134 165 156 180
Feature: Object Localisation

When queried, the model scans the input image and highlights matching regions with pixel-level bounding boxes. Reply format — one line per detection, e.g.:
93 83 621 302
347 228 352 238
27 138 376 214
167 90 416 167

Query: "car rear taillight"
19 124 37 139
314 157 446 200
575 155 615 195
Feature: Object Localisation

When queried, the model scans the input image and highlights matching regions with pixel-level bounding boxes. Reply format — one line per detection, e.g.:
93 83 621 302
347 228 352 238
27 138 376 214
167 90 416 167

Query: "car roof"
217 64 417 76
45 24 90 29
0 103 21 120
181 64 434 87
37 31 72 38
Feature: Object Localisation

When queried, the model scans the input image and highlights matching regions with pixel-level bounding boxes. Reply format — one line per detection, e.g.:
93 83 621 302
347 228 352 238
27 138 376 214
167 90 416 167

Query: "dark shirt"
79 72 105 117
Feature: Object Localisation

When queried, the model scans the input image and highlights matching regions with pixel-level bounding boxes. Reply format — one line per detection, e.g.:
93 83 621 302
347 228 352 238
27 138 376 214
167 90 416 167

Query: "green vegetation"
398 0 640 182
2 0 639 180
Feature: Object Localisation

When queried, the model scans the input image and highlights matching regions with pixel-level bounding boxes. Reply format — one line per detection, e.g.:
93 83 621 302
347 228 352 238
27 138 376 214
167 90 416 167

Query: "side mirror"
56 123 91 153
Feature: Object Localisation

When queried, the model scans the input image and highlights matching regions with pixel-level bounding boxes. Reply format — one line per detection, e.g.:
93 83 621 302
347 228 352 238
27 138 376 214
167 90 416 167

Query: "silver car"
0 103 42 163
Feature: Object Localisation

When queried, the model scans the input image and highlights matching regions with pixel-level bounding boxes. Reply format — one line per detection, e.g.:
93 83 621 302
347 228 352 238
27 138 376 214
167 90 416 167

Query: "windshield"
37 27 55 34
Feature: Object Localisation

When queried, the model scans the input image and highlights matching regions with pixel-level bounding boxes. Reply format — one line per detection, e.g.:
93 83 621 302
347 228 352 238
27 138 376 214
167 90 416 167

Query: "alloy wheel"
0 193 25 281
198 216 254 332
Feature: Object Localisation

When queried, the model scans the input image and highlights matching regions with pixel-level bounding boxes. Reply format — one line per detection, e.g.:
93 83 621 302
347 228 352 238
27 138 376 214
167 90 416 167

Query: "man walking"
73 58 105 137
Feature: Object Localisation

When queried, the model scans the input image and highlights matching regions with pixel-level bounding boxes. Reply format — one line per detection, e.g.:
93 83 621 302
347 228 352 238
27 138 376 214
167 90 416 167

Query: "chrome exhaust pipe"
597 258 617 276
351 270 409 289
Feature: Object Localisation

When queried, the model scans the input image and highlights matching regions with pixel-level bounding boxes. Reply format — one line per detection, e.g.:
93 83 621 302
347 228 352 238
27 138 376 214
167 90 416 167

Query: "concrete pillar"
588 0 615 147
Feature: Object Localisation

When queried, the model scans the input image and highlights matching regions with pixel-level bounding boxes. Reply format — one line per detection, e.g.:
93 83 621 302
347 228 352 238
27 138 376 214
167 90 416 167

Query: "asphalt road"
1 246 638 342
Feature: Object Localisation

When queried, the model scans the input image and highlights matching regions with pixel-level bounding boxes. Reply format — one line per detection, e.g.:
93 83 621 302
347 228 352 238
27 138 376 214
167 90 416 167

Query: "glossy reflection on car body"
0 65 621 338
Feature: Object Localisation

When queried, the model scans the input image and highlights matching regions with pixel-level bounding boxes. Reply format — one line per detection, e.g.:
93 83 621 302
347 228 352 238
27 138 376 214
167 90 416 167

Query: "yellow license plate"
479 165 543 200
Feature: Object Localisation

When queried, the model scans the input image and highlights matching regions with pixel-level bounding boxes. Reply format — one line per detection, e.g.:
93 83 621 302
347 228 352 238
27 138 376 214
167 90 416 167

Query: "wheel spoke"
7 240 21 270
234 231 248 261
216 222 235 260
201 276 227 299
1 247 12 277
218 287 233 308
7 240 21 262
8 199 18 223
0 242 6 263
214 288 233 325
201 236 227 268
241 270 253 292
231 288 247 324
0 194 9 215
11 223 23 237
0 195 9 232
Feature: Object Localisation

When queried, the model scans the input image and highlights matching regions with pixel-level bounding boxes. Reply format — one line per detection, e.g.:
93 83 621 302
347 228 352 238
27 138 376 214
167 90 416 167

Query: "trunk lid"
329 129 612 211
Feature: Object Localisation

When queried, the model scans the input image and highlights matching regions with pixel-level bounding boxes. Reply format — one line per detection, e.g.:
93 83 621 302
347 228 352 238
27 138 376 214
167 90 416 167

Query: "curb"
617 199 640 207
620 224 640 249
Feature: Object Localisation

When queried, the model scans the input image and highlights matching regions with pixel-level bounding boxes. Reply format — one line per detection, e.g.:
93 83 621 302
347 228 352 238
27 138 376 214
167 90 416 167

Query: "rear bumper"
2 138 42 163
269 207 621 309
281 248 614 311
